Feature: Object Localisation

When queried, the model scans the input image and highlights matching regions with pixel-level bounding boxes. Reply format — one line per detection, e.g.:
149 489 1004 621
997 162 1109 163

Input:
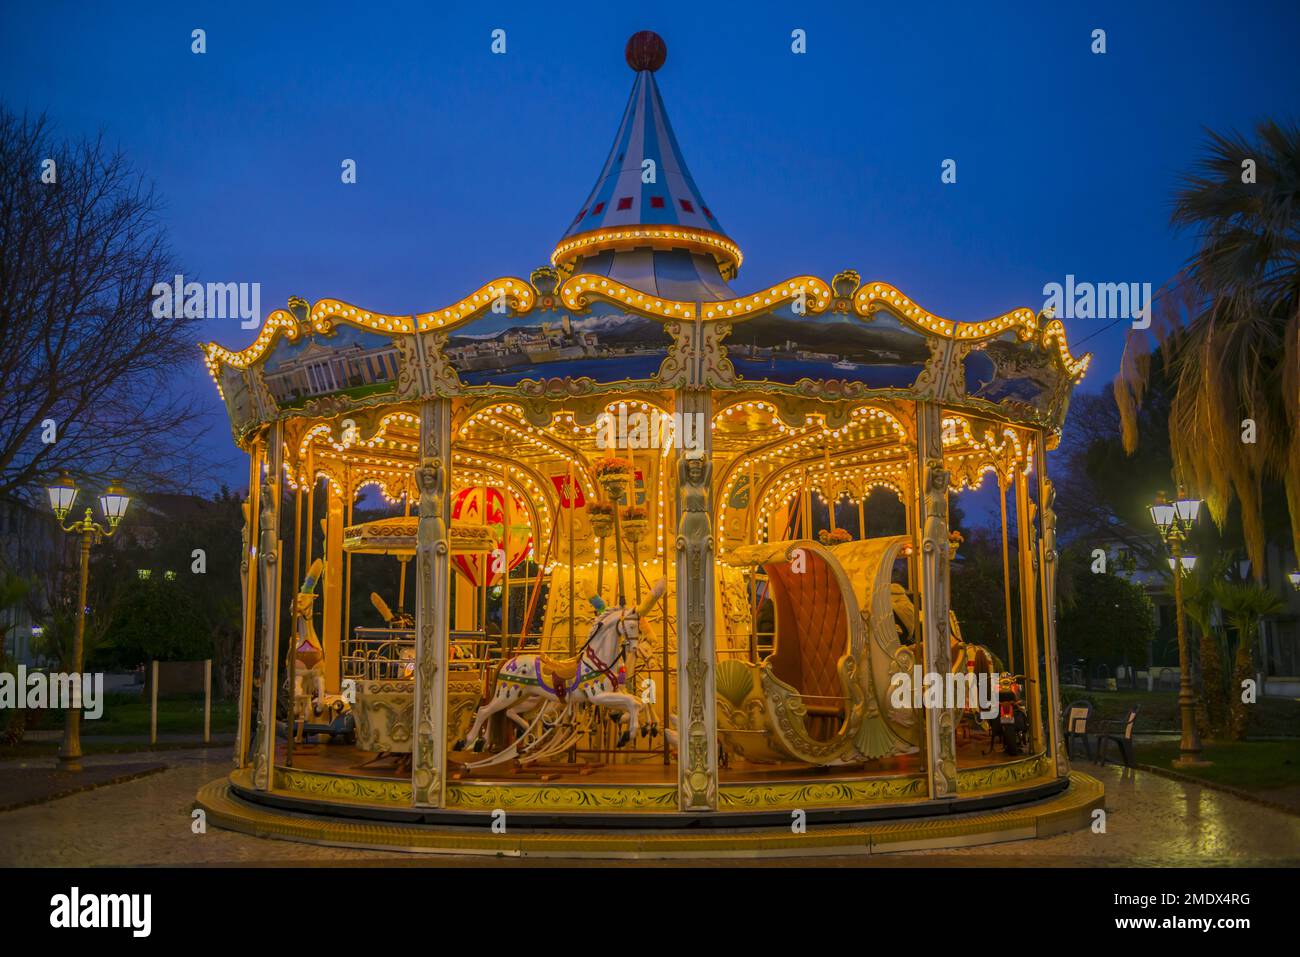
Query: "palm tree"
1116 120 1300 576
1214 581 1285 739
1182 565 1227 735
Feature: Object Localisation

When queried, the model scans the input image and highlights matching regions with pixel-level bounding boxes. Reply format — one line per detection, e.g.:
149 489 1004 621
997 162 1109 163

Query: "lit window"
137 569 152 580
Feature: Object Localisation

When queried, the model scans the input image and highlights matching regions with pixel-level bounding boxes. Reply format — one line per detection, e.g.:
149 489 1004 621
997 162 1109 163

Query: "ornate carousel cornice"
201 279 537 388
202 271 1090 388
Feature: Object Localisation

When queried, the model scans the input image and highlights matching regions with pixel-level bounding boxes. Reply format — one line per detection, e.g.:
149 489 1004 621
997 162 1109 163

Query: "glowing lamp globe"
1172 493 1201 527
46 472 78 521
1148 492 1176 536
98 481 130 528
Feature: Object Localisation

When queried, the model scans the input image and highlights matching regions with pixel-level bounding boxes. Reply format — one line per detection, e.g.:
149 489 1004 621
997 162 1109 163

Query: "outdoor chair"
1092 704 1139 768
1062 701 1093 760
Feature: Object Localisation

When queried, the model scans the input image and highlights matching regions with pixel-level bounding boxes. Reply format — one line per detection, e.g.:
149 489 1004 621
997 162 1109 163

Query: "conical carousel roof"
551 31 741 297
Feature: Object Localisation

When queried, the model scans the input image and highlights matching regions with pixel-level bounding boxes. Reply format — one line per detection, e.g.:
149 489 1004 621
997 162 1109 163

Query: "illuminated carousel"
196 32 1103 856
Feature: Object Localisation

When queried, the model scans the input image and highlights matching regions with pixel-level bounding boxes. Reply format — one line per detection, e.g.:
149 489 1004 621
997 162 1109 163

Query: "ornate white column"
412 398 452 807
1036 437 1067 777
1014 462 1045 753
234 441 263 769
916 402 957 799
253 422 284 790
675 388 717 811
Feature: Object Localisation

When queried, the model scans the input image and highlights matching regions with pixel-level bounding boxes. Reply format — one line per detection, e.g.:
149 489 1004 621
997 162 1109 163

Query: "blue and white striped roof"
557 66 733 253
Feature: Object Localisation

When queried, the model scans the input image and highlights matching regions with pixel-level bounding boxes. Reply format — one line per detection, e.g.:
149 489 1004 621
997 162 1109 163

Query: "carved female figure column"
915 403 957 798
1014 460 1045 753
675 390 717 811
412 398 452 807
253 422 284 791
1036 439 1067 777
234 441 263 769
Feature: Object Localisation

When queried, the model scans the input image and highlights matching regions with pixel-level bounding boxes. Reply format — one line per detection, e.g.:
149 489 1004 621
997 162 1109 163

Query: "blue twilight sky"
2 0 1298 511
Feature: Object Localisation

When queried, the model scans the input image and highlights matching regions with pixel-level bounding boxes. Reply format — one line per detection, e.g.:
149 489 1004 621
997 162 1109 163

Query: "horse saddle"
296 640 323 669
539 652 581 688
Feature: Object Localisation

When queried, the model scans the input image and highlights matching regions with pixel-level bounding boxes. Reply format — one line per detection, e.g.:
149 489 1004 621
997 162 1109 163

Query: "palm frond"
1115 120 1300 575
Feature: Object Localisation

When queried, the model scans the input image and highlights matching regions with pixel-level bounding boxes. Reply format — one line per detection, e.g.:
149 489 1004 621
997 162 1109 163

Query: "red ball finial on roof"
625 31 667 72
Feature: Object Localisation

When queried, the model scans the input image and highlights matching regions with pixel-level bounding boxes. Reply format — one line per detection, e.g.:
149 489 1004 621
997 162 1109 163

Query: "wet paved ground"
0 748 1297 866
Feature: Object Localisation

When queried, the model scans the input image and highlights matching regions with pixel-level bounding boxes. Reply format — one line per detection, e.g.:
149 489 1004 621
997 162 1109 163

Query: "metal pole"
292 480 303 614
150 660 158 745
204 658 212 743
631 456 643 605
501 487 511 655
802 470 811 540
613 496 627 608
398 492 411 612
480 484 490 637
343 476 353 651
58 519 93 771
522 517 559 646
1172 535 1206 765
567 464 576 654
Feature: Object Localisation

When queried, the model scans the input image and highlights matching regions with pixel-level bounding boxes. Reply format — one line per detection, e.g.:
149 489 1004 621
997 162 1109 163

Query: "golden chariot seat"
716 535 920 766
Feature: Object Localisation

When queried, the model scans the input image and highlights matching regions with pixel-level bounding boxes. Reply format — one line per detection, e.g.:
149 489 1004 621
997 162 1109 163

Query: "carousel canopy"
202 31 1090 461
553 30 740 288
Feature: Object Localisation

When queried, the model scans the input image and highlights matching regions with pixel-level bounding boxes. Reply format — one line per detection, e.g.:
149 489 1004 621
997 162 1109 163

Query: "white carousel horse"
457 579 666 753
292 559 327 728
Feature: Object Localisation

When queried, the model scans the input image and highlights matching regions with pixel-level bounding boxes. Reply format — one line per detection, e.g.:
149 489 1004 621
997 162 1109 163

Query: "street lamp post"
1149 487 1209 768
44 472 131 771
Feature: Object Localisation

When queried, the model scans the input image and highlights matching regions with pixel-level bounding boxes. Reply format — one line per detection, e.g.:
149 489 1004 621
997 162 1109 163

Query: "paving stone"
0 753 1296 865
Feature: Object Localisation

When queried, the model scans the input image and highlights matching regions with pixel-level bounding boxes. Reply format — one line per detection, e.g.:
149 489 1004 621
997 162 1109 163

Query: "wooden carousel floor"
276 734 1020 785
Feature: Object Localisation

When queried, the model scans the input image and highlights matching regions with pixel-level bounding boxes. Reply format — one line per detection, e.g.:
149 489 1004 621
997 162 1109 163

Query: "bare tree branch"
0 105 212 504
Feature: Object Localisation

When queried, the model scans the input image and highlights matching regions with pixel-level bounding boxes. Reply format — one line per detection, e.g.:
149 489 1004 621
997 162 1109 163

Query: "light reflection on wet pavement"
1 749 1297 866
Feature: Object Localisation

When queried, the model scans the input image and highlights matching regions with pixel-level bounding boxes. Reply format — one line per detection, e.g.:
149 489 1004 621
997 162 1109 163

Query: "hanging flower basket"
593 456 634 500
620 505 648 543
588 501 615 538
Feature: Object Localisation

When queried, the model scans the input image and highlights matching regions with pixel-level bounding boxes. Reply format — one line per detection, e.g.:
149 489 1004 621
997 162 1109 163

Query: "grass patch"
1060 687 1300 736
1138 739 1300 794
2 692 237 737
0 738 232 759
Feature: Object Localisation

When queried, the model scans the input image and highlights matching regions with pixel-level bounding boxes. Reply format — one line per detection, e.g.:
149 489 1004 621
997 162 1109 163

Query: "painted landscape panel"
725 309 930 388
445 311 672 387
261 325 401 409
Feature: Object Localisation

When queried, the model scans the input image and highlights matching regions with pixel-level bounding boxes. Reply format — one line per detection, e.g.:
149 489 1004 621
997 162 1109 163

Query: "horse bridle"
576 610 639 688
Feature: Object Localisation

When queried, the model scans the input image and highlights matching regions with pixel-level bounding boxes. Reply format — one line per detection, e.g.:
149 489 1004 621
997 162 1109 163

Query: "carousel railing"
342 627 497 681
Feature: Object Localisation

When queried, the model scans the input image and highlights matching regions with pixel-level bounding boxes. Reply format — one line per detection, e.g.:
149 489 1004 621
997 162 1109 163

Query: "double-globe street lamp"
1149 487 1209 767
44 472 131 771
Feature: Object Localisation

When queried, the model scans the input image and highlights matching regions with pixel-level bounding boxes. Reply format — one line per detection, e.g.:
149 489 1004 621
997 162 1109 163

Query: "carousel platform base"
195 771 1104 859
